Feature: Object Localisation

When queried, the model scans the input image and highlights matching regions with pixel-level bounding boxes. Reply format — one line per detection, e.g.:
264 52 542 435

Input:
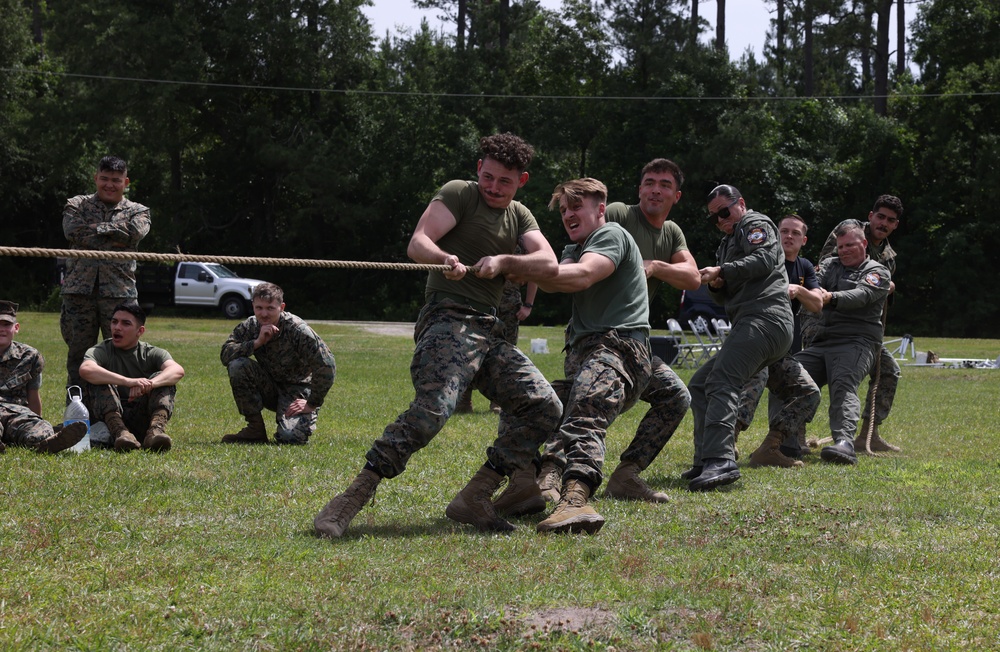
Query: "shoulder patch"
746 227 767 245
864 272 883 287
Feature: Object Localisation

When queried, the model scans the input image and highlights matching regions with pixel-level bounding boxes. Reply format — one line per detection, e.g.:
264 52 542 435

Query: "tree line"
1 0 997 337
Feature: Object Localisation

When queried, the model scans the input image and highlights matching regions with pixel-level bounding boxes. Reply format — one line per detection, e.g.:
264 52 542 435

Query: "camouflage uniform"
368 299 561 478
61 193 150 388
790 256 890 444
221 311 335 444
539 203 692 473
84 339 176 438
0 341 54 447
496 279 524 346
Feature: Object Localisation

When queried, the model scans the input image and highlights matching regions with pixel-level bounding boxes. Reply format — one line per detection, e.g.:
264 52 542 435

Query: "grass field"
3 312 999 650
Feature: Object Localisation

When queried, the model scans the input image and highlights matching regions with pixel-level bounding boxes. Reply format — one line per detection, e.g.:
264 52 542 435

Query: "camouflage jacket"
220 311 336 408
0 341 44 407
61 193 151 297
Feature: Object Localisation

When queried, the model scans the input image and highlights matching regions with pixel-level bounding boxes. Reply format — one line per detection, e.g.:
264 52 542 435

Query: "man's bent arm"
646 250 700 290
151 360 185 388
536 252 615 293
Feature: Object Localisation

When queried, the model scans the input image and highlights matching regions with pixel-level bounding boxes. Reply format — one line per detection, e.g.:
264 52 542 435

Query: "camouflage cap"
0 300 17 323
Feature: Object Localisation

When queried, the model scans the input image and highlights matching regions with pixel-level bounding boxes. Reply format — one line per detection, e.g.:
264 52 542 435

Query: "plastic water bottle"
64 385 91 453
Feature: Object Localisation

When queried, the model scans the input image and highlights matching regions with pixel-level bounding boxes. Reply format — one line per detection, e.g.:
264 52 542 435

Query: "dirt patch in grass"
522 606 617 632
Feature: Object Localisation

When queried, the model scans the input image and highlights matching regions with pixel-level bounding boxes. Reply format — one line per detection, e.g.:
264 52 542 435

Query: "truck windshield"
204 263 240 279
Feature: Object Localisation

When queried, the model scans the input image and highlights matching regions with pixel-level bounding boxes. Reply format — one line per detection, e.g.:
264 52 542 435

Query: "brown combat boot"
854 418 901 453
537 479 604 534
34 421 87 454
106 413 141 453
455 387 474 414
493 467 546 516
143 409 172 452
604 461 670 503
445 465 515 532
221 413 268 444
314 469 381 538
537 461 563 503
748 430 804 468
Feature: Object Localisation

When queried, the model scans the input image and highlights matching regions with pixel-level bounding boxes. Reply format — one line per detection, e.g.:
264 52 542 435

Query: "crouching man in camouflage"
0 300 88 454
314 132 563 538
79 302 184 452
519 178 652 534
220 283 335 445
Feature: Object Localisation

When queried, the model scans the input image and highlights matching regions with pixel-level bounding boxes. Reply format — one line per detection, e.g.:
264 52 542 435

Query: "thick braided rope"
860 302 891 456
0 246 450 272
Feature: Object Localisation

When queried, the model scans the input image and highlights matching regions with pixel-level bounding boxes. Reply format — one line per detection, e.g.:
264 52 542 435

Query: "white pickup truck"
136 261 267 319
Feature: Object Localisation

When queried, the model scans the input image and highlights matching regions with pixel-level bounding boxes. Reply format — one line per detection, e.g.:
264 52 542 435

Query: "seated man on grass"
220 282 336 445
80 302 184 452
0 300 87 454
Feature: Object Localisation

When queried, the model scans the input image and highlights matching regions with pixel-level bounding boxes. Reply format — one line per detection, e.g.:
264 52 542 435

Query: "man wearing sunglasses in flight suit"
685 185 794 491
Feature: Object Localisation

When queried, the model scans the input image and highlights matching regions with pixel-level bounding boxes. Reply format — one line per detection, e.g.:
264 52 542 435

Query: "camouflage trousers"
61 294 121 390
691 313 792 464
87 375 176 439
0 403 54 447
226 358 316 444
541 352 687 471
736 356 821 438
793 339 878 444
366 299 562 479
540 330 651 490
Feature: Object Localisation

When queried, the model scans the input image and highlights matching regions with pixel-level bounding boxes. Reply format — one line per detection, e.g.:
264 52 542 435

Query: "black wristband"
522 303 533 308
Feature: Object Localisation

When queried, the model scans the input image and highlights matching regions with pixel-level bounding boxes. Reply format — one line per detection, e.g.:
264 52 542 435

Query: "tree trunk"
896 0 905 76
862 4 873 87
874 0 892 115
690 0 699 49
30 0 43 43
804 0 814 96
776 0 785 77
499 0 509 50
457 0 467 50
715 0 725 51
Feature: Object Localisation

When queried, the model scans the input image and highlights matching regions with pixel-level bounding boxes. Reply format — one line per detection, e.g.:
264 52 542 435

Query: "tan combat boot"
34 421 87 454
493 467 546 516
854 418 901 453
143 409 172 452
604 461 670 503
221 413 268 444
445 465 515 532
106 413 141 452
537 479 604 534
314 469 381 538
748 430 804 468
537 461 563 503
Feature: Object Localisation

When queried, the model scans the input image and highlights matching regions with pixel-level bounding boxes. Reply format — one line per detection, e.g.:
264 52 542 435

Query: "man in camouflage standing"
0 301 88 454
61 155 150 392
530 158 698 505
531 178 652 534
314 132 563 538
221 283 336 445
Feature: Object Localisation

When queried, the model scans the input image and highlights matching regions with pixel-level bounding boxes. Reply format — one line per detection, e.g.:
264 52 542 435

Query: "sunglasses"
707 199 739 222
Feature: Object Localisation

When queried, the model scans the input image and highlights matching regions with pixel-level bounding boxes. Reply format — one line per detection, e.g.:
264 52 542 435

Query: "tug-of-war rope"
0 246 451 272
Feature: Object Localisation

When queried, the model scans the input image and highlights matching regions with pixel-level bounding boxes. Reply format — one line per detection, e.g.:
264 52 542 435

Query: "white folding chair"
688 317 720 365
666 318 702 368
712 318 732 342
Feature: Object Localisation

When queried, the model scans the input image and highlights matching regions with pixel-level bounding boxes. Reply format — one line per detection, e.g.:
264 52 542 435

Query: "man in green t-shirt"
528 178 651 534
534 158 699 504
80 302 185 453
314 133 563 538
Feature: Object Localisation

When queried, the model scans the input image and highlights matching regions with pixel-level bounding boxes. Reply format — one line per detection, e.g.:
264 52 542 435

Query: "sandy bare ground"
309 320 414 337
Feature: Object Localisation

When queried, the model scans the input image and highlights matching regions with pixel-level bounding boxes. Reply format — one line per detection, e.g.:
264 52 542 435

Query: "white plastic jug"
64 385 91 453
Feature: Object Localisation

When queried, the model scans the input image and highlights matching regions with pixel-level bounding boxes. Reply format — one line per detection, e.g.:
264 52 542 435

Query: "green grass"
3 313 1000 650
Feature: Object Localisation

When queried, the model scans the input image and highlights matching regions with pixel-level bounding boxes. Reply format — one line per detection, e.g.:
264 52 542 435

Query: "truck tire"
221 295 248 319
